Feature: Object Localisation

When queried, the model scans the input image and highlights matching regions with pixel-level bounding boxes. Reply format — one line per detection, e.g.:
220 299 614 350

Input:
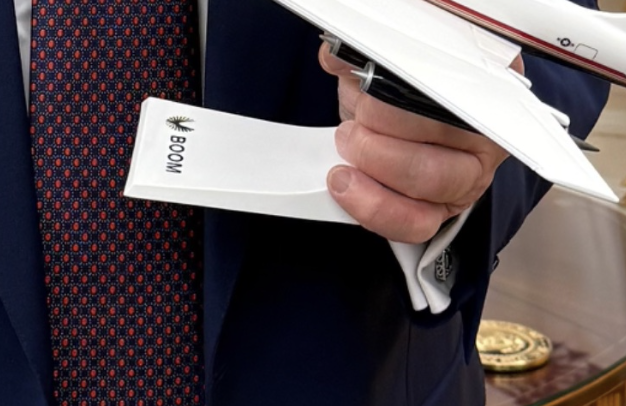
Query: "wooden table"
484 187 626 406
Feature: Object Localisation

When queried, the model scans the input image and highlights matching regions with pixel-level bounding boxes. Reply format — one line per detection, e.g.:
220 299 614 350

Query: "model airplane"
272 0 620 203
428 0 626 87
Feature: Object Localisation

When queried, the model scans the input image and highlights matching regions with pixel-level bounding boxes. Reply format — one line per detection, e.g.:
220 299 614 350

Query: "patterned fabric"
29 1 205 404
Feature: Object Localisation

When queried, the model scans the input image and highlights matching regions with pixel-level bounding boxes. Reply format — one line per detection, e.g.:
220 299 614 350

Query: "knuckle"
445 202 471 219
475 172 494 195
338 82 359 117
352 126 376 168
339 105 354 121
357 196 388 233
448 155 483 201
355 93 392 127
347 181 446 244
405 150 431 199
406 147 457 201
405 213 440 243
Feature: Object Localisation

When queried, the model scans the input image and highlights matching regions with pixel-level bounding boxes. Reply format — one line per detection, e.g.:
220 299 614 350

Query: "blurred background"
599 0 626 11
483 4 626 404
590 0 626 204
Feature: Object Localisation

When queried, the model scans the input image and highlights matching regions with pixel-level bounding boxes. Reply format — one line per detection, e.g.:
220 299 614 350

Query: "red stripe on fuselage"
428 0 626 85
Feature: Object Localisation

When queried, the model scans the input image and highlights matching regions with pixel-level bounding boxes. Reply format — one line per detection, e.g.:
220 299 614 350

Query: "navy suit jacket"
0 0 609 405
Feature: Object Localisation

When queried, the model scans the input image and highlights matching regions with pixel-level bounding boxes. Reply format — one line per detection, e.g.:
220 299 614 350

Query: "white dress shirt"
13 0 469 313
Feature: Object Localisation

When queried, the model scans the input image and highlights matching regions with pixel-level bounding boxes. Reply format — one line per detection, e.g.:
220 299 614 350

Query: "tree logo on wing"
166 116 195 133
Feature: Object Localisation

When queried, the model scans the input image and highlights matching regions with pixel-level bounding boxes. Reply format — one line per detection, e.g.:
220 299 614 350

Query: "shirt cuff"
388 204 474 313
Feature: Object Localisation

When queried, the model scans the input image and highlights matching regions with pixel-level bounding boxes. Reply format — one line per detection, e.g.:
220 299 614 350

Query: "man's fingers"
337 78 361 121
327 165 449 244
510 55 525 74
353 93 510 172
319 43 363 121
318 42 353 76
335 121 485 204
318 39 512 236
354 91 484 149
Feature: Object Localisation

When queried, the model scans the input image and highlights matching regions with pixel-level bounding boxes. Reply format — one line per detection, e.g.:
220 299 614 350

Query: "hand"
319 43 523 244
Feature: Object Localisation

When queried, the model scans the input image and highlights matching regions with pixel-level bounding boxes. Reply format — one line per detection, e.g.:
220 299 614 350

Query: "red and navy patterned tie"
30 1 204 404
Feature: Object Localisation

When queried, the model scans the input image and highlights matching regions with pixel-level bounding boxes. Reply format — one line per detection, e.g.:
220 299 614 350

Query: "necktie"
29 1 205 404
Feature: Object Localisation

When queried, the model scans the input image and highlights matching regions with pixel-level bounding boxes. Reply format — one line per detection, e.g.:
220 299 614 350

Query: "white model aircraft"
272 0 620 203
429 0 626 87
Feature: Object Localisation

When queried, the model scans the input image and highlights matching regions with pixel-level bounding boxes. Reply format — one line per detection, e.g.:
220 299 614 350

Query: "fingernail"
336 121 354 155
329 168 352 194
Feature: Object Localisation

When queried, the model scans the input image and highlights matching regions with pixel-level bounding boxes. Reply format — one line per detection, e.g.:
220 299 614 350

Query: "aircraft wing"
273 0 618 202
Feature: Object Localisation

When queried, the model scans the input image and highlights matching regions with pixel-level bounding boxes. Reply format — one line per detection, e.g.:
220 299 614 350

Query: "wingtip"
570 135 600 153
556 180 619 204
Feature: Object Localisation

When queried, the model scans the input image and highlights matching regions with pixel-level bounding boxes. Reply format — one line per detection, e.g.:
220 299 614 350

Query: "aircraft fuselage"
428 0 626 86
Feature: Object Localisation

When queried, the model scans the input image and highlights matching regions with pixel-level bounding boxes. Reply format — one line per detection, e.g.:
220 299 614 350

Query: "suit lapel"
0 0 53 403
